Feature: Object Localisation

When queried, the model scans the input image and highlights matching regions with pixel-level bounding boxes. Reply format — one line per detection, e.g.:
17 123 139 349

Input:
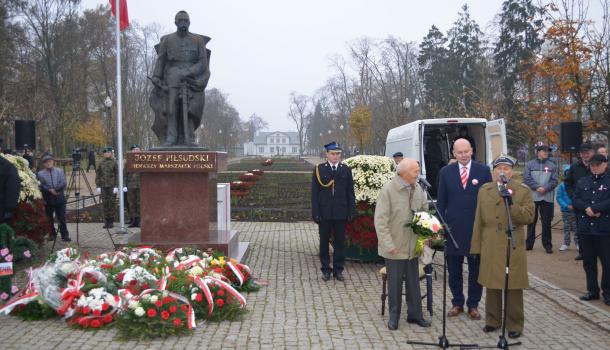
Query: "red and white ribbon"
205 276 247 307
193 276 214 318
226 261 245 286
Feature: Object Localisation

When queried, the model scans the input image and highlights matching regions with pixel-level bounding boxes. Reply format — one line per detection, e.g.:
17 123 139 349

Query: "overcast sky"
82 0 602 132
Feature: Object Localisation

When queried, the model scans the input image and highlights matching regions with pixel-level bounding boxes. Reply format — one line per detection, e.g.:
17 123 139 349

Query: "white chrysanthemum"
343 155 396 204
150 295 158 303
128 300 140 310
134 307 145 317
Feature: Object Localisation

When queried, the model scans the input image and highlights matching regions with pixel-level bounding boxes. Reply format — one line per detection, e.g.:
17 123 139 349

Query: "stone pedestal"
126 151 248 261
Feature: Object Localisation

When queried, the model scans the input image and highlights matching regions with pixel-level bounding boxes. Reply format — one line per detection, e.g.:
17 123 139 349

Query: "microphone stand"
407 179 478 349
462 180 521 350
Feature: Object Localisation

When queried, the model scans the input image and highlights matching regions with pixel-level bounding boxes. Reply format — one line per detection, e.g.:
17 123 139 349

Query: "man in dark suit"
436 138 492 319
311 141 357 282
0 154 21 224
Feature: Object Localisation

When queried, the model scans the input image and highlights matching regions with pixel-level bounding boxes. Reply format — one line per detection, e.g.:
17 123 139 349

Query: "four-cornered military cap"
324 141 342 152
492 154 516 168
589 154 608 165
579 142 594 152
130 144 140 150
392 152 403 158
103 146 113 153
41 154 53 162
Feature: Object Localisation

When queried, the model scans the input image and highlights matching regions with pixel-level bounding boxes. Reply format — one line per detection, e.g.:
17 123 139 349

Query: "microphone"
499 172 508 184
417 175 432 188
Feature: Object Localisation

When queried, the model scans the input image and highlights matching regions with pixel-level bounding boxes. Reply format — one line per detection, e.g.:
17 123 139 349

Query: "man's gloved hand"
112 187 118 194
499 188 513 206
1 212 14 223
96 187 101 194
122 187 128 192
313 216 321 225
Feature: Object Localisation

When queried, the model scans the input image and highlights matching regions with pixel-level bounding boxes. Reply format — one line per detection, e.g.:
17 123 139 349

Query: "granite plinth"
125 151 246 260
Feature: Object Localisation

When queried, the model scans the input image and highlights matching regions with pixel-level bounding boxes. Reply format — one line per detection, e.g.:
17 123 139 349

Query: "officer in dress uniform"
311 141 357 282
573 154 610 305
96 147 118 229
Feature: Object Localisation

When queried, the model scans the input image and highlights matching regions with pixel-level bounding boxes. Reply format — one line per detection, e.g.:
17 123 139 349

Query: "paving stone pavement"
0 221 609 350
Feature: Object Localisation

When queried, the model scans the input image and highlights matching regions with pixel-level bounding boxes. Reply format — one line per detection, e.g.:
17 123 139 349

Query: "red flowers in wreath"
345 202 378 249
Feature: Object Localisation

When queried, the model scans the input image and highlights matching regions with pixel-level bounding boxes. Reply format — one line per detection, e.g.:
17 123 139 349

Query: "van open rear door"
485 119 507 165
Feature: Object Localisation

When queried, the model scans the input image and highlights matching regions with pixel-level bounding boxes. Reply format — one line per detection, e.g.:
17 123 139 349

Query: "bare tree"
287 92 310 156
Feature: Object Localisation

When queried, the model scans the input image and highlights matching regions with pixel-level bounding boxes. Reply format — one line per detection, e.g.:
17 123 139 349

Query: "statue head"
175 11 190 32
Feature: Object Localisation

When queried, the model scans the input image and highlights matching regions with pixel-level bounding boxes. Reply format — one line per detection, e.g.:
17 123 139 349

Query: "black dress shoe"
406 318 431 327
526 246 533 251
483 325 497 333
604 299 610 306
322 272 331 281
334 272 345 281
388 321 398 330
508 331 521 339
61 237 71 242
579 292 600 301
545 248 553 254
575 255 583 261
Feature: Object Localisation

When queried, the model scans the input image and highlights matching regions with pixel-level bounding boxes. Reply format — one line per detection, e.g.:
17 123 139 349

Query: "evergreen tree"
494 0 543 145
418 25 450 117
447 4 484 117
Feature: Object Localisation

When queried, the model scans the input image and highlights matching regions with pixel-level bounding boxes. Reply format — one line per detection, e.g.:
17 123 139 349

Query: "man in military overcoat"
470 155 534 339
125 144 141 228
311 141 356 282
96 147 118 229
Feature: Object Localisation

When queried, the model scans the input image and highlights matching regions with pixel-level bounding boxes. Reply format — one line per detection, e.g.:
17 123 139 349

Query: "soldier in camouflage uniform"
125 144 141 228
96 147 118 228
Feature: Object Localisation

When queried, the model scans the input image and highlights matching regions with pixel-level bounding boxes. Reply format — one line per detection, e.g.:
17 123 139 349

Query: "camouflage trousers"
100 187 116 220
127 188 140 218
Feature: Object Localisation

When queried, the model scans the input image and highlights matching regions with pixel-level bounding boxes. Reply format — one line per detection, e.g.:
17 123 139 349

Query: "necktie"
461 166 468 189
332 165 337 173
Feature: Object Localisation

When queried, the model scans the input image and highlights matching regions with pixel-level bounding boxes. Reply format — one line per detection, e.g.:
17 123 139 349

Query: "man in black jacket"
0 154 20 224
565 142 595 260
572 154 610 305
311 141 356 282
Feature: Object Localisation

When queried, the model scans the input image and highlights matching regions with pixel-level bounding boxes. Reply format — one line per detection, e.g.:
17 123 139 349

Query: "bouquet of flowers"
406 211 445 256
70 287 119 329
114 290 193 340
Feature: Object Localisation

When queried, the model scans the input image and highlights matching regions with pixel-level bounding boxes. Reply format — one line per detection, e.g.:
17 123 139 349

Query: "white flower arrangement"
76 287 118 311
121 266 158 287
0 153 42 202
343 155 396 204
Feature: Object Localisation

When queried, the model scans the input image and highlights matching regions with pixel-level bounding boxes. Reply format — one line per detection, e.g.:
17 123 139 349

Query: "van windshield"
422 123 486 198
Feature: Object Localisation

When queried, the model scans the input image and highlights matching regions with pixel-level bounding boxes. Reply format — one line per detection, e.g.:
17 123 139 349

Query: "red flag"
109 0 129 31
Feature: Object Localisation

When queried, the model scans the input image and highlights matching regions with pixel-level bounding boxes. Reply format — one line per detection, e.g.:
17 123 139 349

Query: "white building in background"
243 131 301 156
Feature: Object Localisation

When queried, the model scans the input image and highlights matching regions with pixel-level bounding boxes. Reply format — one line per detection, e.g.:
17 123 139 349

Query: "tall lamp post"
104 96 113 146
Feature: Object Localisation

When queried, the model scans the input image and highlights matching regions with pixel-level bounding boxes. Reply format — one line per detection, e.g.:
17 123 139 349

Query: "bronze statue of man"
150 11 211 147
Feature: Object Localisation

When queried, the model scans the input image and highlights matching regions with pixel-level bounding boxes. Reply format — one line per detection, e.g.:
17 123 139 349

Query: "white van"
385 118 507 196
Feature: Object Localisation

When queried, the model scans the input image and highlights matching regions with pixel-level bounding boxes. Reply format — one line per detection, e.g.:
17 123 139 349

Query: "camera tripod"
66 161 97 205
51 163 116 251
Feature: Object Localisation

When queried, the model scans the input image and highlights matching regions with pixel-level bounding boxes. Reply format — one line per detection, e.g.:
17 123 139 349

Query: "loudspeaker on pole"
560 121 582 153
14 120 36 150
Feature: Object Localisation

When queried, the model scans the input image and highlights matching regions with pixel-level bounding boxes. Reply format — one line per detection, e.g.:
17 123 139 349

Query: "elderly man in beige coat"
375 158 431 330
